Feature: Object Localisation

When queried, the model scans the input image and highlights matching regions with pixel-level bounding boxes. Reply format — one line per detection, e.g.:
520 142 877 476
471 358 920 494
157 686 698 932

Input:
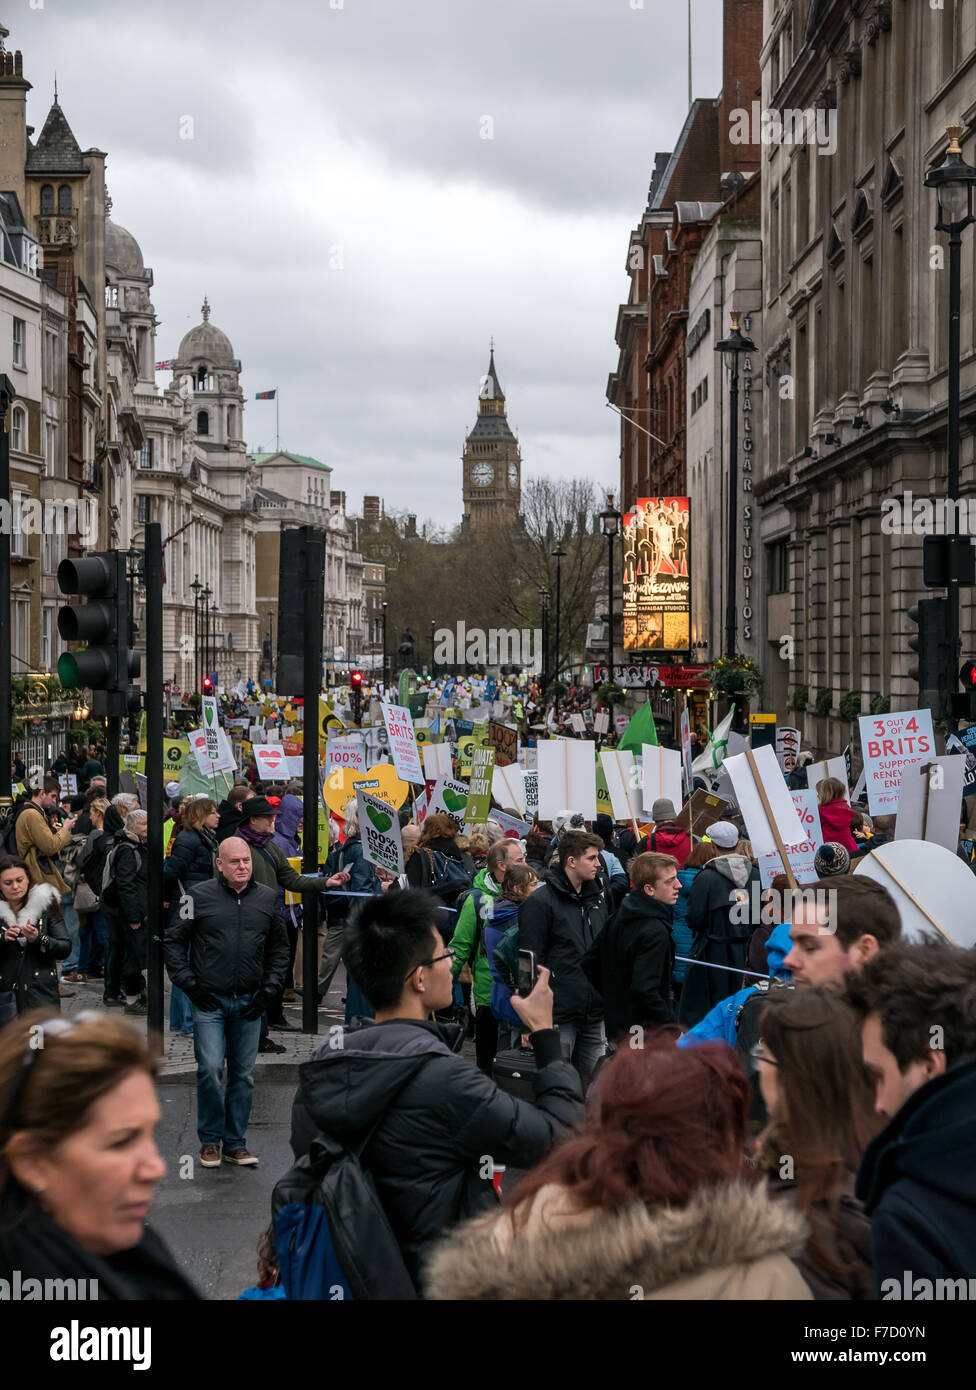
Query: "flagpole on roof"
276 388 280 453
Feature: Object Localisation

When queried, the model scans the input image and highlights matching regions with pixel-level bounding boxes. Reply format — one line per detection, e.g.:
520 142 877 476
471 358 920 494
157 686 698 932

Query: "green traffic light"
57 651 79 687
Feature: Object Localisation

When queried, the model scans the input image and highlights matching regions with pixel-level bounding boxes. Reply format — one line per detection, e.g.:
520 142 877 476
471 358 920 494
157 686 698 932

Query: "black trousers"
103 909 146 998
475 1005 498 1076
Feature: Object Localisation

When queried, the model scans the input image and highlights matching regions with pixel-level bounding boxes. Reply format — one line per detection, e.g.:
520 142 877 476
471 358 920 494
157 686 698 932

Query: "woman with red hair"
424 1039 812 1300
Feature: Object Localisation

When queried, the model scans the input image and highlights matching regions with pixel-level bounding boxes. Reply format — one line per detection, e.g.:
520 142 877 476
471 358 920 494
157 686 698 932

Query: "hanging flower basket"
707 655 763 702
596 682 626 706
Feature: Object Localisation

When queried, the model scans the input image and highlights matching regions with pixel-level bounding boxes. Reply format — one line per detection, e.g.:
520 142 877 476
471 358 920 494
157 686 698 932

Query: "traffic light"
350 669 364 724
954 659 976 721
202 675 214 694
57 551 141 717
907 598 948 715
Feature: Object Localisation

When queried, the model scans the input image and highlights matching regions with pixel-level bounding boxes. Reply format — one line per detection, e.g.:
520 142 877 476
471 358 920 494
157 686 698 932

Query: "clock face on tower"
472 462 494 487
508 463 518 488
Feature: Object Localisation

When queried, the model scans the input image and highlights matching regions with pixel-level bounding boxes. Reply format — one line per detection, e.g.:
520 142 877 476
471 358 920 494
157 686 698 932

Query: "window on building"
12 318 24 367
197 368 208 390
196 411 209 436
227 406 235 437
12 598 29 672
40 185 54 215
10 494 26 557
767 540 789 594
45 421 56 474
10 405 25 452
136 495 151 525
139 439 154 469
41 606 54 671
105 284 118 308
57 185 72 215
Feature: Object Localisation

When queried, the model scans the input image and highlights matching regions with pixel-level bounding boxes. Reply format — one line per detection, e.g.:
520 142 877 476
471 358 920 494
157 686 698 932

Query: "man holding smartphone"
289 889 584 1292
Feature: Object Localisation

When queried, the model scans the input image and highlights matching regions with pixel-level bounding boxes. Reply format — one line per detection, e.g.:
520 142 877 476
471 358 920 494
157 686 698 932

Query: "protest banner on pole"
422 743 453 780
775 724 802 776
357 788 404 874
465 745 496 824
488 721 518 766
805 754 847 796
537 739 597 821
202 694 220 763
894 757 967 852
724 743 804 886
757 789 822 889
492 809 533 837
594 710 609 736
599 749 640 830
492 762 526 815
252 743 290 781
382 702 425 784
857 710 936 815
640 745 683 816
326 734 366 771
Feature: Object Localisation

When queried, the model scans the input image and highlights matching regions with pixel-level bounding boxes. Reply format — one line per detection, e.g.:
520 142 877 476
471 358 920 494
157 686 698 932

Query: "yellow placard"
322 762 408 817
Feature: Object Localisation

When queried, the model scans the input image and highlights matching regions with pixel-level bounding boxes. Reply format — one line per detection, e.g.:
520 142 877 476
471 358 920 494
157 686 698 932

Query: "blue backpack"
422 847 471 904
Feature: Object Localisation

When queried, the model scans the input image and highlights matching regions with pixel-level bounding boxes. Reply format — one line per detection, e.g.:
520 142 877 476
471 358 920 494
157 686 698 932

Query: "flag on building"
616 700 658 754
155 360 175 370
255 389 277 400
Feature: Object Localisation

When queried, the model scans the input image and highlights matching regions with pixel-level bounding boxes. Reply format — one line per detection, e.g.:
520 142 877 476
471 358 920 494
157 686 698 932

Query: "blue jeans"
77 911 108 974
61 892 81 970
191 993 262 1152
558 1020 606 1087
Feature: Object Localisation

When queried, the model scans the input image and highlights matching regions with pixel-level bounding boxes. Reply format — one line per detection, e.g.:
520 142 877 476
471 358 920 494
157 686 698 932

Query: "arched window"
57 185 72 215
10 406 25 452
196 410 209 436
226 406 235 437
40 185 54 214
197 367 209 390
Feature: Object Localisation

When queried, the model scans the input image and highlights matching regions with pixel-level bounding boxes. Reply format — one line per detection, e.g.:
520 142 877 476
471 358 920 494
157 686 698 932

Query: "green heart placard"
367 805 392 833
443 788 467 814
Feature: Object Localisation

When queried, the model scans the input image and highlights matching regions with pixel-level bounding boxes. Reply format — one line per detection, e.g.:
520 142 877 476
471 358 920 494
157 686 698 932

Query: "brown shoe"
223 1148 259 1166
64 971 86 983
199 1145 221 1168
58 985 75 998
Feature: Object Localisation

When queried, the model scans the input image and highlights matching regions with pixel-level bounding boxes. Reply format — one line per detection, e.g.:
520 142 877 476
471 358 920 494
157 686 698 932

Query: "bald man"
165 835 289 1168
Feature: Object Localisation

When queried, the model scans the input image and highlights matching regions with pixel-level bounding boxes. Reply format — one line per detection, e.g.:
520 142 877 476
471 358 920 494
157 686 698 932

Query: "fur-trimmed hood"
0 881 60 929
424 1178 812 1301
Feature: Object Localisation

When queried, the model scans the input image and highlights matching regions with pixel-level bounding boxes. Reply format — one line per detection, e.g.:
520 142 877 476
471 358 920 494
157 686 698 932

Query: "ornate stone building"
755 0 975 750
461 348 521 530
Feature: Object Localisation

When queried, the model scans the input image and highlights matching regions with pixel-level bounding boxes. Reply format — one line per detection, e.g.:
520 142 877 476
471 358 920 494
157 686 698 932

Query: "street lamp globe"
925 126 976 229
598 494 621 536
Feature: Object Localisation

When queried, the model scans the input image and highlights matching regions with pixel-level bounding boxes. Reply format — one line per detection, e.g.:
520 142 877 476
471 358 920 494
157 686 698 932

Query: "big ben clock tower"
461 343 522 531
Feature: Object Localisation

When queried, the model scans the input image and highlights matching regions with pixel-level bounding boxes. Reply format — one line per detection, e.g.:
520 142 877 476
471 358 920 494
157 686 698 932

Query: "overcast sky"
16 0 724 528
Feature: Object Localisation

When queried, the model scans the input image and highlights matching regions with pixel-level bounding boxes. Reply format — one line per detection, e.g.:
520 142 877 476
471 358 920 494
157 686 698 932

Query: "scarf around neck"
239 821 273 849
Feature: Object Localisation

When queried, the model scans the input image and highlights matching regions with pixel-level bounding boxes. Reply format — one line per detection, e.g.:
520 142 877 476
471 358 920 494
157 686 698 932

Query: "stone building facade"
755 0 976 750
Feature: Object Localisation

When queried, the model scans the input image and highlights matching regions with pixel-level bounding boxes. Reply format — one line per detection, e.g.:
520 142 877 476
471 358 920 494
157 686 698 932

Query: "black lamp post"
538 586 551 692
599 495 621 674
715 309 757 659
551 545 566 686
381 601 388 693
200 585 212 685
190 576 202 693
430 619 436 678
210 601 218 686
924 124 976 730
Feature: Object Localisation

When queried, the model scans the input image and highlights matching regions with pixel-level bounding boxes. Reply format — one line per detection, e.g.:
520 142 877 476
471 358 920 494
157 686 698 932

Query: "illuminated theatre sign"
621 497 691 653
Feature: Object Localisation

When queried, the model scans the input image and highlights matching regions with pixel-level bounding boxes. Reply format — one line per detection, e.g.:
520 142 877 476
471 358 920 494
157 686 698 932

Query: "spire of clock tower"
461 343 521 532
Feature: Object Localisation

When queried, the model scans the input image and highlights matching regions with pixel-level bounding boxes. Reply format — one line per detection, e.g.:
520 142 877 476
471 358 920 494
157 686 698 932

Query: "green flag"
617 701 657 754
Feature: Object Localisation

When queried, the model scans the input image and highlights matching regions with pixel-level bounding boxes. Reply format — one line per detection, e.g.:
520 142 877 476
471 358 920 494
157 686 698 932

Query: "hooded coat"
483 895 523 1026
581 888 675 1040
448 865 503 1008
0 881 71 1010
855 1055 976 1293
517 866 610 1026
423 1177 811 1300
289 1017 584 1290
817 798 858 854
677 854 754 1028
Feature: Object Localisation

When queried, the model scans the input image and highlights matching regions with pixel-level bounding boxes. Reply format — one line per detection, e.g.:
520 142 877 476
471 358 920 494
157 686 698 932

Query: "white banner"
357 788 404 875
492 762 526 816
640 745 683 815
537 739 597 821
599 749 641 823
723 743 805 860
382 702 425 784
857 710 936 816
326 734 366 771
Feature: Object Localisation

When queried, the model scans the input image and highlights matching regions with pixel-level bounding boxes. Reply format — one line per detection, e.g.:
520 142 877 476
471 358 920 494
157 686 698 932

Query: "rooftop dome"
177 297 237 368
104 218 145 279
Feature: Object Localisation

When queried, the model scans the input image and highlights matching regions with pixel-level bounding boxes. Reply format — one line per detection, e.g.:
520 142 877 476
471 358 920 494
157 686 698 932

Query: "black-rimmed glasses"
404 947 456 983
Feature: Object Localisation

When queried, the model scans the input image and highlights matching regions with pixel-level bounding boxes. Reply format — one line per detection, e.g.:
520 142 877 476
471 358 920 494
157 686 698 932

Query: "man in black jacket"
846 939 976 1295
518 829 610 1084
101 809 150 1015
582 851 678 1042
289 889 583 1291
165 835 289 1169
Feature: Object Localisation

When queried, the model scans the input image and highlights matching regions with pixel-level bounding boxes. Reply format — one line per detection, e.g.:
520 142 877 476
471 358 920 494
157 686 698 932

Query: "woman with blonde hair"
0 1010 199 1298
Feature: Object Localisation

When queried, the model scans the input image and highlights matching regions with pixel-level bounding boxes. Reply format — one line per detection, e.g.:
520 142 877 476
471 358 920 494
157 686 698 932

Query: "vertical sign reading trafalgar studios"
621 497 690 652
381 701 424 785
857 709 935 816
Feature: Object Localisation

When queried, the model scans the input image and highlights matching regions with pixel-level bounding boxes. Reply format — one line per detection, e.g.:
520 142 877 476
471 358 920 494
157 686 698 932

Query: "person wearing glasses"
0 1010 199 1299
753 988 877 1300
0 855 71 1017
289 889 584 1294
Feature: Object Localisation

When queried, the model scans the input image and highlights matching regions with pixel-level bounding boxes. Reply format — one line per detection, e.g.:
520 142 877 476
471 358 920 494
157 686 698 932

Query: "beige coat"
15 803 72 895
424 1178 813 1301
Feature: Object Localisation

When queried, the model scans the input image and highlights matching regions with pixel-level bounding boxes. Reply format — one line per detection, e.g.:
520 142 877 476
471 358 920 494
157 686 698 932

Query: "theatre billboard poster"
621 497 690 652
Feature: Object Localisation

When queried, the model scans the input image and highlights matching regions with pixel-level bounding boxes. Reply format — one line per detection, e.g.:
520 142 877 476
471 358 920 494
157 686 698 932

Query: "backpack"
491 920 520 992
422 847 471 905
271 1101 425 1300
0 800 30 857
60 833 88 892
100 840 129 905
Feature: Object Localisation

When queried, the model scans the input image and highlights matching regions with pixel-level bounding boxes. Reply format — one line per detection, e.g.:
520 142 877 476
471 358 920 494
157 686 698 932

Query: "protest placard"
465 745 496 823
679 709 693 791
805 754 847 795
756 790 822 889
724 744 805 881
325 734 366 771
894 757 967 852
426 776 471 820
857 709 936 815
202 694 220 762
492 762 526 815
854 839 976 947
686 788 731 837
488 721 518 766
599 750 641 828
422 743 453 779
775 724 802 775
492 809 533 838
357 788 404 875
537 739 597 821
640 745 683 816
382 702 425 784
523 769 539 817
594 710 609 736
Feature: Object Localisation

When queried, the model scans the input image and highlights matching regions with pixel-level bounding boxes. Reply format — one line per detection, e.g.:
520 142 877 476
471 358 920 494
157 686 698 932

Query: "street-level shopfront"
593 663 711 743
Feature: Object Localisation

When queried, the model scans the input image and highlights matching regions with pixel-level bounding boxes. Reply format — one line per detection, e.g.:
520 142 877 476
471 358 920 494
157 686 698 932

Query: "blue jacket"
672 867 697 983
677 922 792 1048
337 833 377 895
483 896 522 1027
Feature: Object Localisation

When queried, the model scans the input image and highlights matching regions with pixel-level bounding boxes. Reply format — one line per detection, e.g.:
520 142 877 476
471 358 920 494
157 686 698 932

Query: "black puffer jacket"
581 888 675 1040
110 834 148 924
81 804 124 896
517 866 609 1026
290 1017 583 1291
677 854 754 1028
163 826 217 888
0 882 71 1011
164 874 289 998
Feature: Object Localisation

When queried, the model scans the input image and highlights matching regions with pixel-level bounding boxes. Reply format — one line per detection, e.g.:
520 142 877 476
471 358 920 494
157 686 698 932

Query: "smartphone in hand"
516 948 537 998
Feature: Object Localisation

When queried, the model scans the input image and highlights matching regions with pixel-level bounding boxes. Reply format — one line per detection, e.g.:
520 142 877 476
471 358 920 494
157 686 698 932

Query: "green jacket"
449 865 502 1008
246 837 329 894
